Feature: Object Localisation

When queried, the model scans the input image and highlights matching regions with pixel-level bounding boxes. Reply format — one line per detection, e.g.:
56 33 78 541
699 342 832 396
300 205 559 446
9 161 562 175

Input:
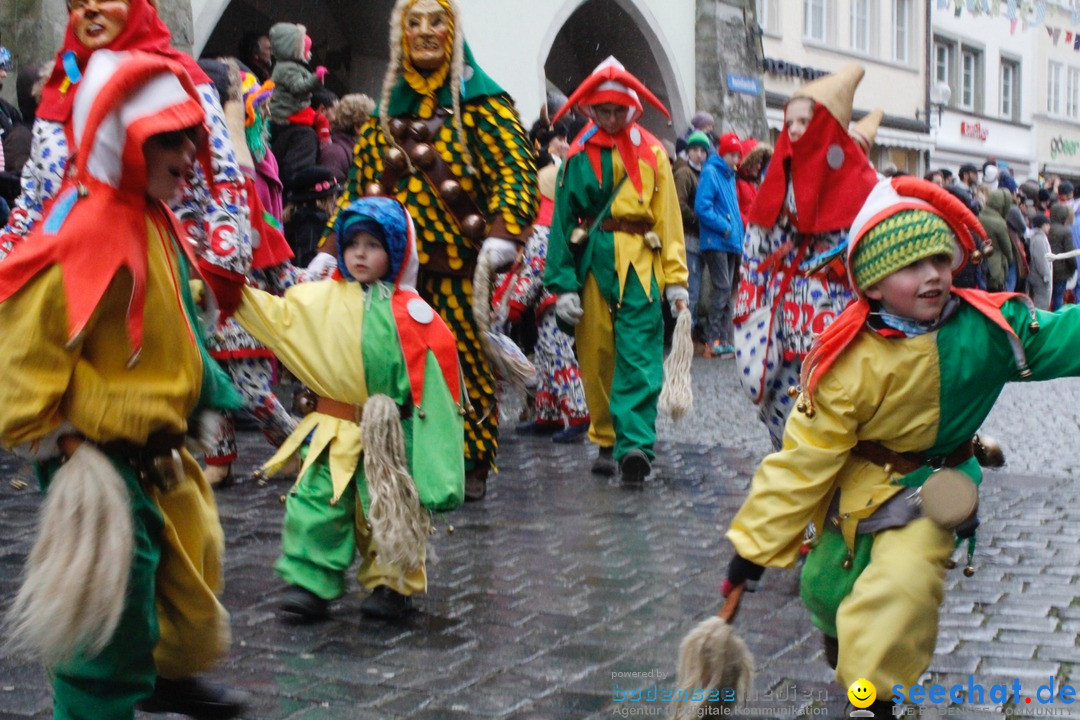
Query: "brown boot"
464 465 489 502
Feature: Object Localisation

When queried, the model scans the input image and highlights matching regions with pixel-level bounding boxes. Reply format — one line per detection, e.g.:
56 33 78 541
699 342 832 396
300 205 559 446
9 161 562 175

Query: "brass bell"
805 407 816 418
944 558 957 570
418 409 427 419
409 143 436 170
1019 367 1032 379
842 556 853 570
970 249 982 264
460 214 486 240
981 244 994 257
329 497 338 507
644 231 661 250
366 521 372 531
787 385 800 398
384 147 408 170
963 565 975 577
1029 320 1040 333
883 463 893 476
447 524 455 535
440 179 463 203
796 402 808 414
569 227 588 245
77 183 89 198
365 182 384 197
409 120 431 142
973 434 1005 468
388 118 408 139
279 495 287 504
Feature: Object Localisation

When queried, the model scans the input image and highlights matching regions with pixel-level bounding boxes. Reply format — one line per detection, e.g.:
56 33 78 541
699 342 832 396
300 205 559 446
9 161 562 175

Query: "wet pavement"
2 359 1080 719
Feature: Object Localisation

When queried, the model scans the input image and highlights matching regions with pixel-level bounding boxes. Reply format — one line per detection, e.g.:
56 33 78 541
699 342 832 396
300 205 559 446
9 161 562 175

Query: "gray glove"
555 293 584 327
665 284 689 315
479 237 519 272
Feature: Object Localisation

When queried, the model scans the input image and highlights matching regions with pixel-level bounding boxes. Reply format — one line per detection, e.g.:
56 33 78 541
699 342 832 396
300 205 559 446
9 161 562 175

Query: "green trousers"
576 269 665 461
40 456 162 720
275 456 426 600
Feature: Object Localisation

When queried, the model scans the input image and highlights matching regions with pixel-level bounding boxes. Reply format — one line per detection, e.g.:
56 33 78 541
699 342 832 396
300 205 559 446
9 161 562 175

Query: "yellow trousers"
152 450 230 679
835 518 954 690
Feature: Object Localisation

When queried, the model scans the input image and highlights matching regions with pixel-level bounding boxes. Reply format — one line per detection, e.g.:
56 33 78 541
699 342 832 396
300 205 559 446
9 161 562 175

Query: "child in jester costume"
236 195 464 621
0 51 246 719
722 177 1080 717
544 56 689 482
319 0 537 501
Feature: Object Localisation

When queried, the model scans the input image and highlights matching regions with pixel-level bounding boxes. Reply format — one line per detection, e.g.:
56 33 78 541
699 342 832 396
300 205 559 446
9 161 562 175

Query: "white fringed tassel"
5 444 133 666
361 395 430 573
472 253 536 392
672 616 754 718
659 308 694 422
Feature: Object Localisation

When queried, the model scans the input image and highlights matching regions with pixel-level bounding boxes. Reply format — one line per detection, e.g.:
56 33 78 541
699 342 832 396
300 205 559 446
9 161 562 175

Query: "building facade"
1032 1 1080 184
756 0 933 176
929 2 1039 180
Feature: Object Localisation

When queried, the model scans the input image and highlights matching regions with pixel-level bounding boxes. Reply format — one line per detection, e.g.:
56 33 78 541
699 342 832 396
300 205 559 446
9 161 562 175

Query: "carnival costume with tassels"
237 196 464 601
0 51 243 719
333 0 536 482
727 177 1080 694
734 64 878 449
0 0 252 313
544 57 687 462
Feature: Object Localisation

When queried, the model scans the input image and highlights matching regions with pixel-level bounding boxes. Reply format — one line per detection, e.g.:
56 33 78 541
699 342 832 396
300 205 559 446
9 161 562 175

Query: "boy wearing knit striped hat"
719 177 1080 717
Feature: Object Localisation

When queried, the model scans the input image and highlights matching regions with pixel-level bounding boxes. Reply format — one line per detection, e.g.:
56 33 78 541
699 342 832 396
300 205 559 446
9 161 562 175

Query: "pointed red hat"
553 56 671 126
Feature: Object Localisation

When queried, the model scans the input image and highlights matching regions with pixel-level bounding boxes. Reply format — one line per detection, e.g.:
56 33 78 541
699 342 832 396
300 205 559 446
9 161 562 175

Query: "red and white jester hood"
0 50 209 363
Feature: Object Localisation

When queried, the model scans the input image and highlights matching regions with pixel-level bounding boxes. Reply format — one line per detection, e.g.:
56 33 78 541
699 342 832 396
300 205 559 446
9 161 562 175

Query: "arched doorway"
197 0 394 99
540 0 687 140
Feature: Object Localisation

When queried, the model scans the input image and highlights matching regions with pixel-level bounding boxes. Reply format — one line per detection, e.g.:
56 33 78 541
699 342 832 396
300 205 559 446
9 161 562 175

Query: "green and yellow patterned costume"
335 37 537 475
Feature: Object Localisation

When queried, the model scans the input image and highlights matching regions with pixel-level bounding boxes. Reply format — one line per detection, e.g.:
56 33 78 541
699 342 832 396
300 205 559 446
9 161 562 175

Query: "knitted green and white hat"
849 209 955 290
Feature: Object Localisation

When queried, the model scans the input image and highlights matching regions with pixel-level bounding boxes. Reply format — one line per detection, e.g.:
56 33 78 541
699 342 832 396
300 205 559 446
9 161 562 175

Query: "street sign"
726 73 761 96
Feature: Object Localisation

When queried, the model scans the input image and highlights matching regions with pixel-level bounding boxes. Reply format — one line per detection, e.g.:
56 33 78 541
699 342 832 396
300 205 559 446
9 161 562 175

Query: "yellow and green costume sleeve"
236 282 464 510
729 296 1080 566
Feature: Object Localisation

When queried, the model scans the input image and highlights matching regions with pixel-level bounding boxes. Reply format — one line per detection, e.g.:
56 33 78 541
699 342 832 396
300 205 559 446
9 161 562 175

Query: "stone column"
694 0 768 140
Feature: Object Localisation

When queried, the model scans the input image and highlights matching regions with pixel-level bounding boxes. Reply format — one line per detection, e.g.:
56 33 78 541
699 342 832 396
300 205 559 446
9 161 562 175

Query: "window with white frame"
1067 66 1080 119
755 0 781 36
934 40 951 85
960 48 979 111
1000 59 1019 120
1048 61 1063 115
804 0 827 43
893 0 911 63
851 0 871 53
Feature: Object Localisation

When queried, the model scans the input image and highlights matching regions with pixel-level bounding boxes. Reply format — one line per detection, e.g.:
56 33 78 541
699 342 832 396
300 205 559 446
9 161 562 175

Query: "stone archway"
196 0 395 99
539 0 688 140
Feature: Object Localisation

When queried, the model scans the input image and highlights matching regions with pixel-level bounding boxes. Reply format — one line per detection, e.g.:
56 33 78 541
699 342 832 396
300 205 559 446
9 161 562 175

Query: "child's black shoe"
139 676 248 719
361 585 413 620
280 585 329 620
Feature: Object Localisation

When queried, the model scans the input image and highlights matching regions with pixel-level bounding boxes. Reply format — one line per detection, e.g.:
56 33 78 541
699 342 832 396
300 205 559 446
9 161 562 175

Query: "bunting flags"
939 0 1080 48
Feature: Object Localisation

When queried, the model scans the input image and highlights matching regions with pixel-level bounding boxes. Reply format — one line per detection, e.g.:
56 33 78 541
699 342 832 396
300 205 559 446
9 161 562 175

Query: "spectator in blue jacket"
694 131 744 358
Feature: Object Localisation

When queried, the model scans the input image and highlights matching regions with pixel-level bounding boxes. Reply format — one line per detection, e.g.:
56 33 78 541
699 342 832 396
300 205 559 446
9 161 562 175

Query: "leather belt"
588 217 653 236
852 439 974 476
316 396 363 424
98 430 188 492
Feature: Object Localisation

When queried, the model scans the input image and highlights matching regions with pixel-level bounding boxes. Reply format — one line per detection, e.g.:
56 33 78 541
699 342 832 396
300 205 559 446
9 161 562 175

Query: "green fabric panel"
276 452 358 600
355 287 464 513
382 42 506 117
173 245 244 413
800 529 874 638
545 148 616 297
934 299 1080 455
46 455 162 720
609 272 664 461
891 455 982 490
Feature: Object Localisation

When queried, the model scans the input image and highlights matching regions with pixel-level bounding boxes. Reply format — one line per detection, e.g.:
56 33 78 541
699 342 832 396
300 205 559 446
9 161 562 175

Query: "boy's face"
144 127 198 203
687 145 708 167
591 103 632 136
342 231 390 284
722 151 741 171
548 134 569 160
404 0 451 72
784 98 814 143
865 253 954 323
71 0 129 51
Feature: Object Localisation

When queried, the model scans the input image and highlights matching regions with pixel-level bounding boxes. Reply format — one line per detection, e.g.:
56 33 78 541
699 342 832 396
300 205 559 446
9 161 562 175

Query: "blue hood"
334 196 416 286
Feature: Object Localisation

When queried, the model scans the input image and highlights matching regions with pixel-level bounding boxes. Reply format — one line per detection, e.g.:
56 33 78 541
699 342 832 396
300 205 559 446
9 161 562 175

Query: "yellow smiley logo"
847 678 876 708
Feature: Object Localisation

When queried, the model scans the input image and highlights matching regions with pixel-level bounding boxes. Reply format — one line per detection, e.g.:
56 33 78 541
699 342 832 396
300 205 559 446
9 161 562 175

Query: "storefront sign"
762 58 828 82
960 121 989 142
1050 135 1080 160
727 73 761 96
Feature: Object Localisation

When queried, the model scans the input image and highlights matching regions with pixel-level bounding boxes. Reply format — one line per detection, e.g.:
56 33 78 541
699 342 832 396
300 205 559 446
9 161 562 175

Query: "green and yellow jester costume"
331 0 536 492
727 178 1080 694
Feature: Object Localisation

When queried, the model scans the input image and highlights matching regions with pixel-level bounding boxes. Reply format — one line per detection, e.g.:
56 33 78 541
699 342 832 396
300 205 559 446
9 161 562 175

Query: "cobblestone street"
2 359 1080 719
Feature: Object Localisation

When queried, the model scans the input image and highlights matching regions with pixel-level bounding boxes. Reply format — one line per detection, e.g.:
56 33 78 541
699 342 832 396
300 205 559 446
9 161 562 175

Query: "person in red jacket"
735 137 772 222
